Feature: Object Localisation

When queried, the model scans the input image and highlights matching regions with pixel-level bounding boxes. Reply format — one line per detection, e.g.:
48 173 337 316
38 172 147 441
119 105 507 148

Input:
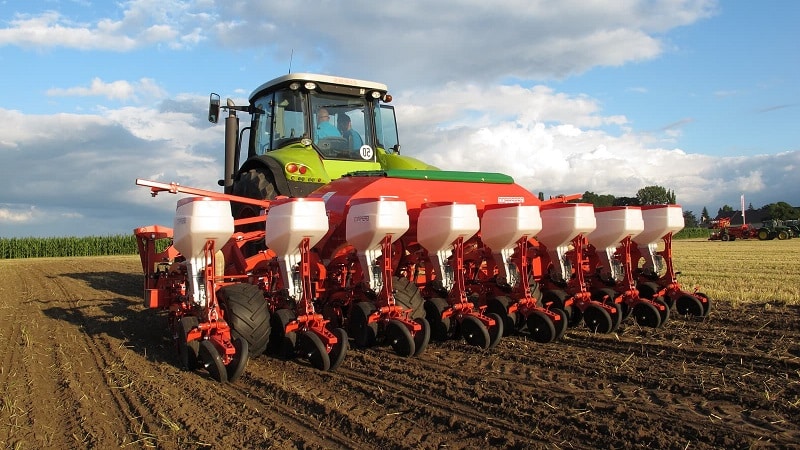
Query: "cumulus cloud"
46 77 166 102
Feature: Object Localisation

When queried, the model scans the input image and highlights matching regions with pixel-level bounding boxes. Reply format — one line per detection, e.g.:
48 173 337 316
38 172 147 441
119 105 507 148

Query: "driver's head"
337 113 351 133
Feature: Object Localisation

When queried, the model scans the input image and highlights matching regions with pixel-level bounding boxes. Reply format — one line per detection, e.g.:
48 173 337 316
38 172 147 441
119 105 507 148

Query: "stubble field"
0 239 798 449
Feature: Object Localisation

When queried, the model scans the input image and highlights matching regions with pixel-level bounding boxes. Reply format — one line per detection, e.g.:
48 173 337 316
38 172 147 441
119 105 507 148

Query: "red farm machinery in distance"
708 217 758 241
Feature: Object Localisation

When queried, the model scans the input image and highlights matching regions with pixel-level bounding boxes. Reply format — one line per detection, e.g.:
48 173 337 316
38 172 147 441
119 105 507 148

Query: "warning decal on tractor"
497 196 525 204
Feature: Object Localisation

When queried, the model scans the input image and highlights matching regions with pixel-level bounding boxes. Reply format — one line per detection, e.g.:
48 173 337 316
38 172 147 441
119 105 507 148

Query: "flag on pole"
741 194 746 224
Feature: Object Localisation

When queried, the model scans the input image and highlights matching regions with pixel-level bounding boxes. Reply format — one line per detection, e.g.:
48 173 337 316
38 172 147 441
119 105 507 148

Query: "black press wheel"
592 288 622 330
485 296 517 336
487 313 504 349
199 340 228 383
269 308 298 359
385 319 416 357
328 328 349 371
551 308 569 340
460 315 490 349
298 331 331 371
177 316 200 370
653 298 671 327
226 334 249 382
527 310 557 343
348 302 378 348
218 283 272 357
675 295 705 317
412 317 431 356
582 304 614 334
695 292 712 317
424 298 452 341
632 301 662 328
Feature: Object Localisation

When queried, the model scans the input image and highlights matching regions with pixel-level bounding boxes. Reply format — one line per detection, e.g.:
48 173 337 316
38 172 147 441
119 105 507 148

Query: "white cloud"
46 77 166 101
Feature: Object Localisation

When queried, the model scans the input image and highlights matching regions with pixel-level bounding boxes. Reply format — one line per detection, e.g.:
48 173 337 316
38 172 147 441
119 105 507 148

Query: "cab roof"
249 73 388 102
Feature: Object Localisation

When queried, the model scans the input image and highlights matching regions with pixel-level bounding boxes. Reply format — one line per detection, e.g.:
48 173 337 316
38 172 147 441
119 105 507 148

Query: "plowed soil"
1 255 798 449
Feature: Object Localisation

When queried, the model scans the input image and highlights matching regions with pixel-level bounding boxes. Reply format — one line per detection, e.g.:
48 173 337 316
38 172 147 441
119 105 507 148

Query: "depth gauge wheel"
675 295 704 317
653 298 671 327
177 316 200 371
199 340 228 383
413 318 431 356
487 313 504 349
551 308 569 340
527 311 557 343
348 302 378 348
460 315 490 349
592 288 622 330
583 304 614 334
298 331 331 371
269 308 298 359
226 334 249 382
485 296 517 336
632 301 662 328
424 298 452 341
385 319 415 357
328 328 349 371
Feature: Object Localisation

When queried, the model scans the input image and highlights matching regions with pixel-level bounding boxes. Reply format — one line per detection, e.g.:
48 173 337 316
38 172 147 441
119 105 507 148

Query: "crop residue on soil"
0 256 798 449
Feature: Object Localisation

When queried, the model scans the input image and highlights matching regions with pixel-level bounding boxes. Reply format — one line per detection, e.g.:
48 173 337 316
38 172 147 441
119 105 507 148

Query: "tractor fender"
238 155 292 196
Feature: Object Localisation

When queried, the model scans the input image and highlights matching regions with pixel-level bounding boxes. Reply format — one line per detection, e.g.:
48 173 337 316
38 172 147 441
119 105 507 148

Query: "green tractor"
756 219 794 240
207 73 438 221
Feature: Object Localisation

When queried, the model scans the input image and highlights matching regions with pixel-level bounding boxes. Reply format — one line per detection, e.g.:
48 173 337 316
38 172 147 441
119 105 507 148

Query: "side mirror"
208 93 220 123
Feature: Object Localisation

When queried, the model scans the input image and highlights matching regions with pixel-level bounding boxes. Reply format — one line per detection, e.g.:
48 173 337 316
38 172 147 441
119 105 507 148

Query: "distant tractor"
756 220 794 240
708 217 757 241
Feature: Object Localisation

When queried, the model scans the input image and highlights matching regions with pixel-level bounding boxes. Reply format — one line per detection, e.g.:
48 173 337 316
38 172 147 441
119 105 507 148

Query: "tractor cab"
209 73 436 211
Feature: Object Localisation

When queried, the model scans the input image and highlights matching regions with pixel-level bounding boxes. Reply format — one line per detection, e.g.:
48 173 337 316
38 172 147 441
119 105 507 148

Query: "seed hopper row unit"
134 73 709 382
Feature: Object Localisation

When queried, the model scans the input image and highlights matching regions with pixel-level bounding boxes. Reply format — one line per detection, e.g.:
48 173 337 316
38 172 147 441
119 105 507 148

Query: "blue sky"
0 0 798 237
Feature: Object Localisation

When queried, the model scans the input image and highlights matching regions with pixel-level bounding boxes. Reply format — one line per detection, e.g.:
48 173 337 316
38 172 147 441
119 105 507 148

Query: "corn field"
0 235 139 259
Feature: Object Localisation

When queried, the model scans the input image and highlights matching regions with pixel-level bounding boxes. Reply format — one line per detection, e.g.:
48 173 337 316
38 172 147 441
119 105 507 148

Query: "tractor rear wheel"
393 276 426 319
218 284 271 357
757 228 770 240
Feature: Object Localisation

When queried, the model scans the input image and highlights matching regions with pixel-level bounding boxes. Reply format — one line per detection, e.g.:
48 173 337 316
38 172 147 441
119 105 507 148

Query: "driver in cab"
315 108 340 142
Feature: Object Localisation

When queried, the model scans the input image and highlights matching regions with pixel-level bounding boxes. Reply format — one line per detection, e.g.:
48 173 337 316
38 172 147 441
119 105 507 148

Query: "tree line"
577 186 799 228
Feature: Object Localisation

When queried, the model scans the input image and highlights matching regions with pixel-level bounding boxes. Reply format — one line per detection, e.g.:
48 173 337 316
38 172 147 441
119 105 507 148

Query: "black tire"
675 295 705 316
460 315 490 349
542 289 579 327
695 292 712 317
778 230 789 240
199 340 228 383
592 288 622 330
757 229 770 240
297 331 331 371
393 276 426 320
638 281 670 308
269 308 298 358
348 302 378 348
653 298 670 327
485 296 517 336
424 298 452 341
632 301 662 328
720 234 730 242
527 311 556 343
218 284 271 357
385 319 415 357
583 304 614 334
487 313 504 349
226 335 249 382
413 317 431 356
329 328 349 371
232 167 278 210
551 308 569 340
177 316 200 370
